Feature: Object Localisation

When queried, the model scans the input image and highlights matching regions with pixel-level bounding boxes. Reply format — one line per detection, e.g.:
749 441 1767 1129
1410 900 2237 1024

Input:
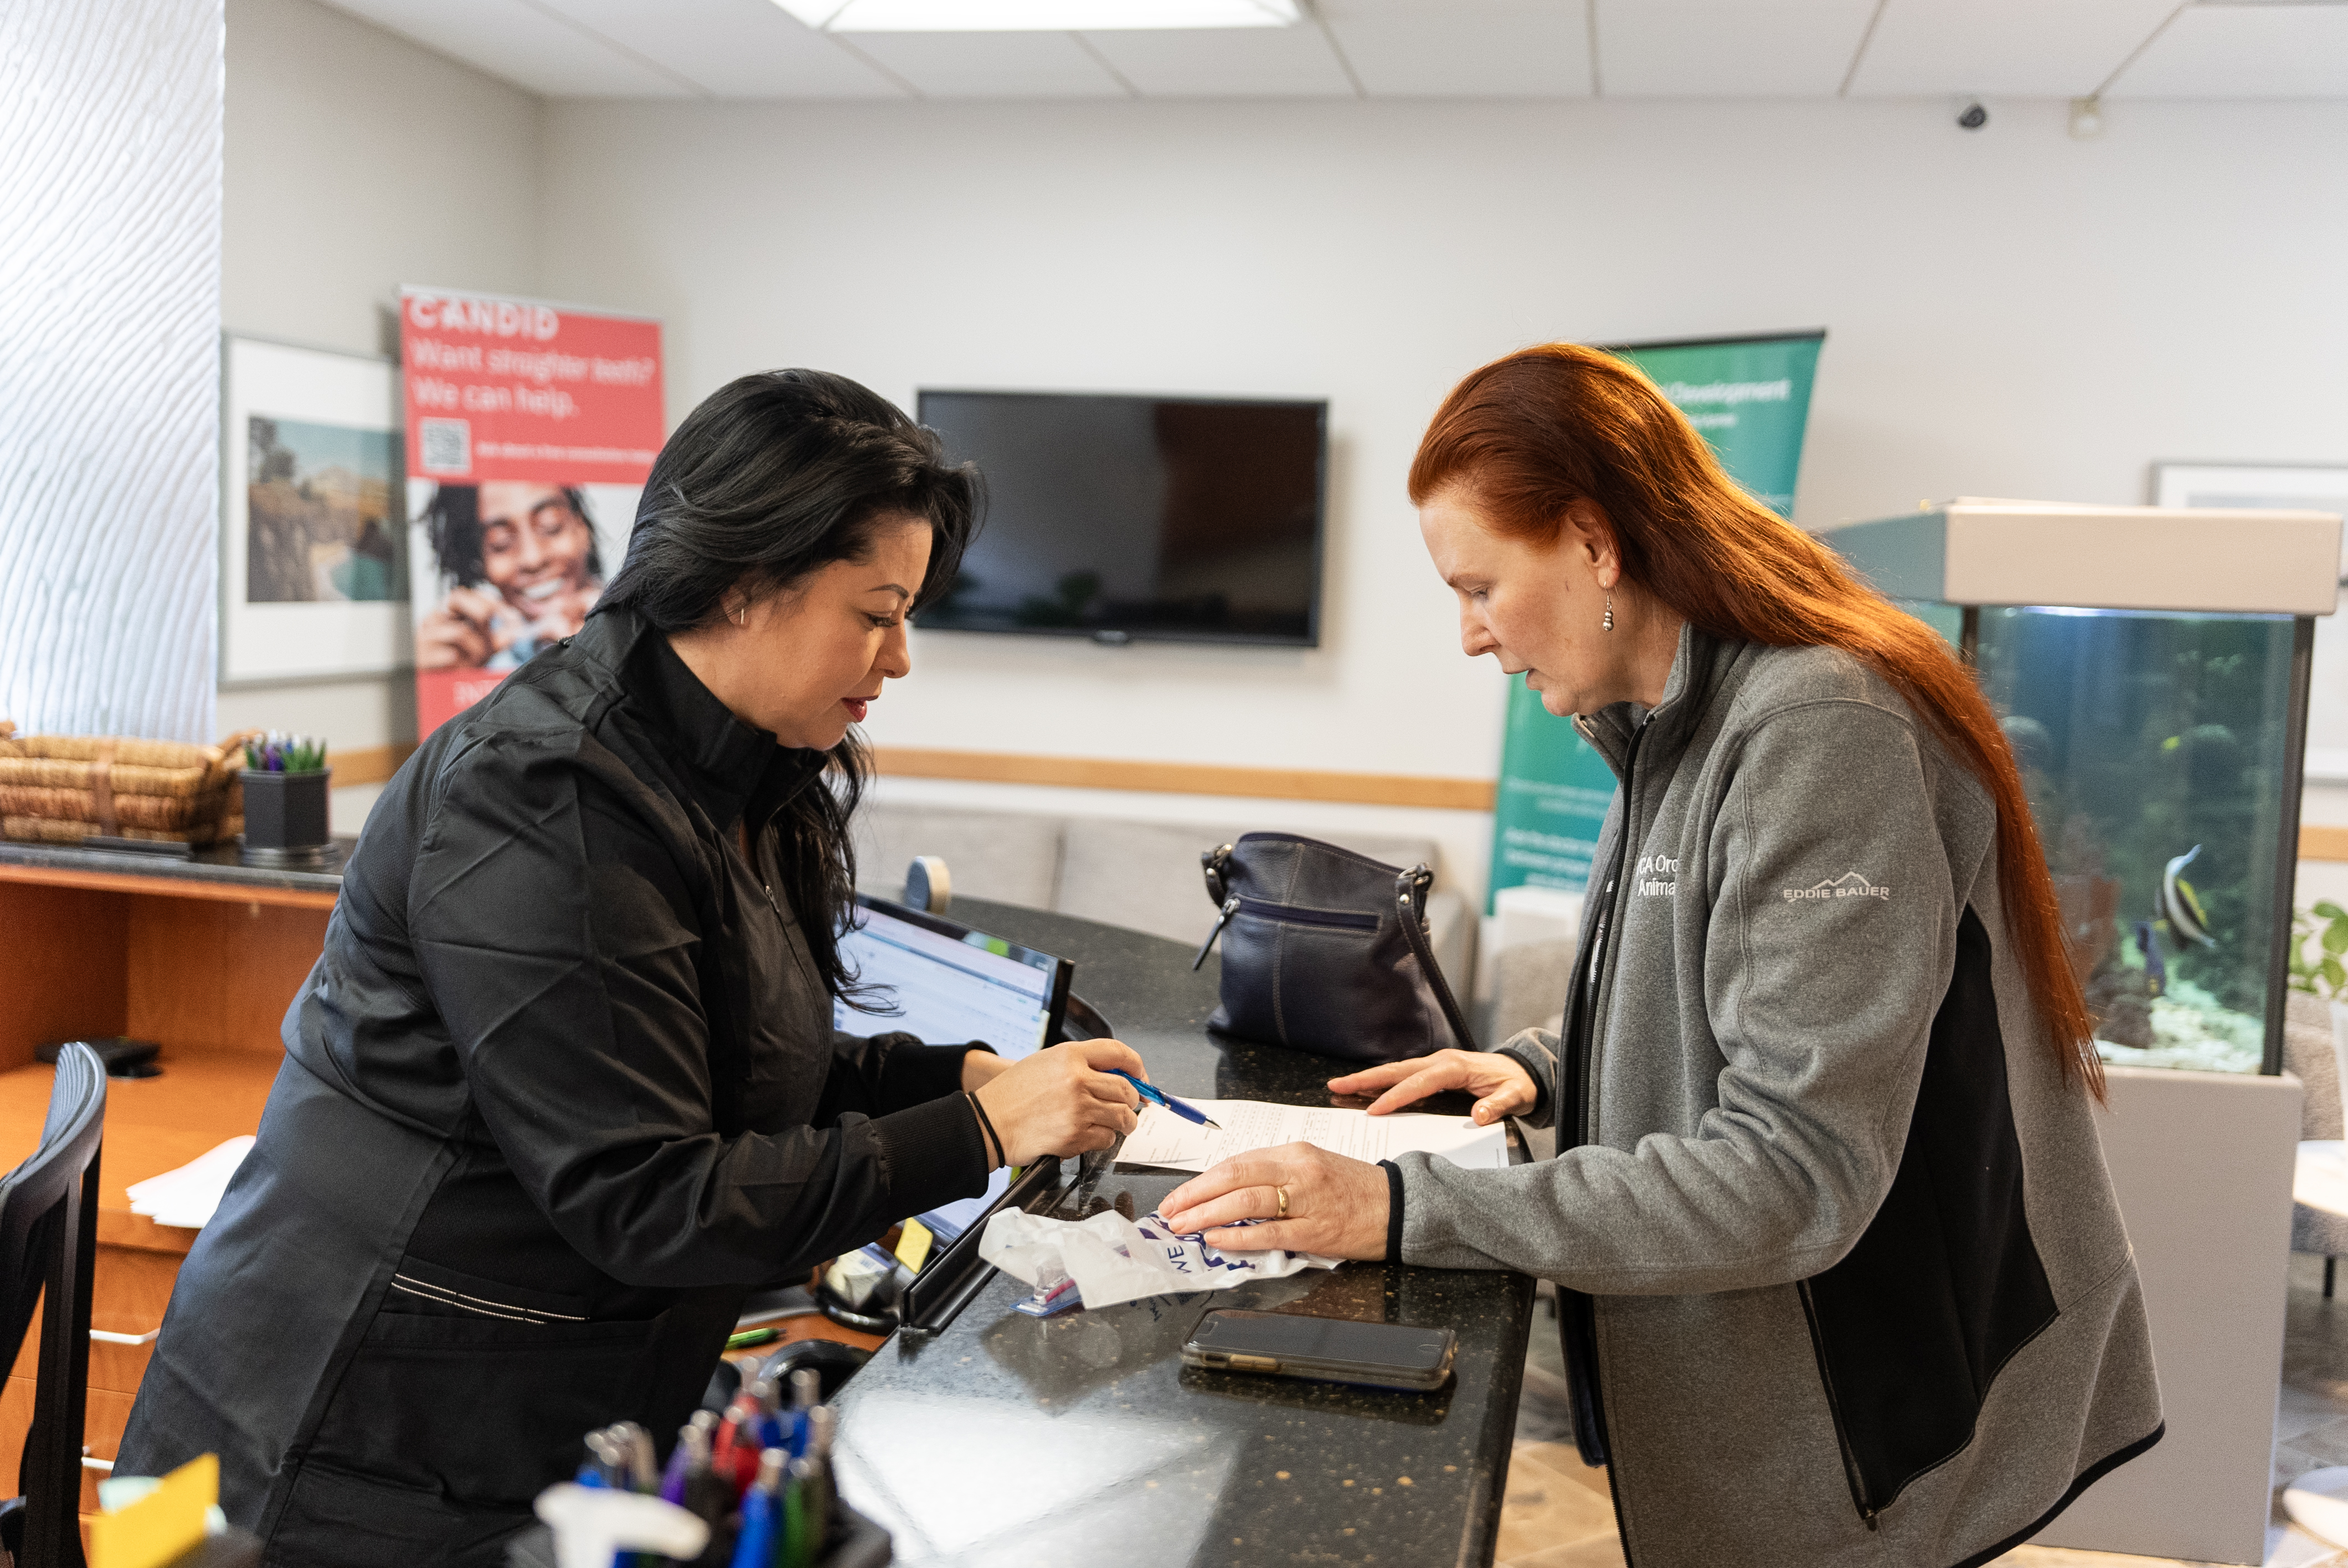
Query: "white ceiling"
313 0 2348 101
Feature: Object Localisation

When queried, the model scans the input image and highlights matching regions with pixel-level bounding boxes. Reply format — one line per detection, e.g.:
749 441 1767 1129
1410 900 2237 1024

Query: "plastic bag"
979 1206 1338 1312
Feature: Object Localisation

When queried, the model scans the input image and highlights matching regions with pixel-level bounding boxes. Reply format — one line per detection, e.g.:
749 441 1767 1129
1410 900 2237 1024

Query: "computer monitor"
832 896 1075 1241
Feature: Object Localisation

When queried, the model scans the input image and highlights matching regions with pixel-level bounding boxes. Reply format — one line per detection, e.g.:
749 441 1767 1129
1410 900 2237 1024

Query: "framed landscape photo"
220 336 406 683
2155 462 2348 779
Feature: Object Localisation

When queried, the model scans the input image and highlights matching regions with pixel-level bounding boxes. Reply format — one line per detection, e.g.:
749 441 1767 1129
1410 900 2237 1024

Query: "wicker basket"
0 720 257 846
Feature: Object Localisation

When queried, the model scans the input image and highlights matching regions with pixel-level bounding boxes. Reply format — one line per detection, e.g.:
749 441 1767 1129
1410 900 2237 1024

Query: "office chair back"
0 1042 107 1567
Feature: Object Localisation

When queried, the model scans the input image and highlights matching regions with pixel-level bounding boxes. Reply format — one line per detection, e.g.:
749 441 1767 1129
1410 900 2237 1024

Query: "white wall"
0 0 225 742
216 0 542 757
533 96 2348 820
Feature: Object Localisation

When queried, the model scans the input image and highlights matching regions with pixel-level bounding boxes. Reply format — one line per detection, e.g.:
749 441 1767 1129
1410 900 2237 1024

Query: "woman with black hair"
119 370 1149 1565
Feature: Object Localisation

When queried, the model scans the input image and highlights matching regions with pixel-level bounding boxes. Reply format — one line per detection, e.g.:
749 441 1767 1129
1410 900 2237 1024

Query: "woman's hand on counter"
960 1049 1012 1092
1159 1144 1390 1261
972 1039 1147 1167
1329 1049 1539 1126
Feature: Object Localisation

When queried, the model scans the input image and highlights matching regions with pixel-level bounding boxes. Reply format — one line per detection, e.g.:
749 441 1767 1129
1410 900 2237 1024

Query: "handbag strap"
1395 865 1479 1052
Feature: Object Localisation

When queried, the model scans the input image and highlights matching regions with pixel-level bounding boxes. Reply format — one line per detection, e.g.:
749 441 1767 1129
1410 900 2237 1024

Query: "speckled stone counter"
0 836 352 896
831 898 1537 1568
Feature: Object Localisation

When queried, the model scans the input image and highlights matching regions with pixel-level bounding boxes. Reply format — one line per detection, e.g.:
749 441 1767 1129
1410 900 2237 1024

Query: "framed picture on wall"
2155 462 2348 780
220 336 406 683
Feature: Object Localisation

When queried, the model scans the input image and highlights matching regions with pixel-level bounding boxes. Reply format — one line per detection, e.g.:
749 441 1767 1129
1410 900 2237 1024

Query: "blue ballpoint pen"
1107 1067 1221 1130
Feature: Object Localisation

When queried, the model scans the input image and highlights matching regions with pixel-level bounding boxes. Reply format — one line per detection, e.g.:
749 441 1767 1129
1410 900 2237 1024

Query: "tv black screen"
915 390 1326 647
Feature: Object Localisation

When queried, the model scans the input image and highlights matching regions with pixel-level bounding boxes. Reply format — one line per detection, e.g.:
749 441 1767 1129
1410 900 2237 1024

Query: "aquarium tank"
1825 499 2341 1074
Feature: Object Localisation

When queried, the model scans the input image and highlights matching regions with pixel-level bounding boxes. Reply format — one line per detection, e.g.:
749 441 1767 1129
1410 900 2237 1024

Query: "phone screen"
1187 1310 1453 1375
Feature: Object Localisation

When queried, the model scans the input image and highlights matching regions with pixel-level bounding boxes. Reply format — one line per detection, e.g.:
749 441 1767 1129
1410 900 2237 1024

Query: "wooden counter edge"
0 864 337 910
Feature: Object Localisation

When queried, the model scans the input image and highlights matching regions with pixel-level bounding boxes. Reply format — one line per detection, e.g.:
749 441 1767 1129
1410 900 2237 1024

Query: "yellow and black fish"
2161 845 2219 950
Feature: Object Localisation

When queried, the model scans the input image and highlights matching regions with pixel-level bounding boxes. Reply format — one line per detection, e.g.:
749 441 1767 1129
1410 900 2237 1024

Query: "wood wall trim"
871 747 1498 812
329 742 416 787
868 761 2348 847
0 865 338 910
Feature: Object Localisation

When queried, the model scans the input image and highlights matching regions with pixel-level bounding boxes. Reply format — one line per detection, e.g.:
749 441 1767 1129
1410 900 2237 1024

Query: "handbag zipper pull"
1201 843 1234 906
1192 896 1240 970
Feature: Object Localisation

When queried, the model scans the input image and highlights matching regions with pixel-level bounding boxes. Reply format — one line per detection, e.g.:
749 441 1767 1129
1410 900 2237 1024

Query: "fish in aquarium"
2161 845 2220 950
2131 920 2167 998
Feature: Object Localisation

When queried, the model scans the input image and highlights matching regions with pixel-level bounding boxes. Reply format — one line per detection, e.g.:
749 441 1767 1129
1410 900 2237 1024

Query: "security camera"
1956 100 1989 131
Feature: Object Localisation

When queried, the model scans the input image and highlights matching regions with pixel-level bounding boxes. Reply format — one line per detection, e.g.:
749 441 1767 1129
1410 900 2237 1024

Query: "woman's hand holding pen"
1328 1049 1538 1126
972 1039 1147 1167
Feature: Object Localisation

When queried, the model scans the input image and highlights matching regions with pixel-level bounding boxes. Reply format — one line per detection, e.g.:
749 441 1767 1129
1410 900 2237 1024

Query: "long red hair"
1412 343 2100 1097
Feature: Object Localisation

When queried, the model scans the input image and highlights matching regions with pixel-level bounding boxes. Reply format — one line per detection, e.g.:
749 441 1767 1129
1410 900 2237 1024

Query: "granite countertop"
831 897 1536 1568
0 836 353 895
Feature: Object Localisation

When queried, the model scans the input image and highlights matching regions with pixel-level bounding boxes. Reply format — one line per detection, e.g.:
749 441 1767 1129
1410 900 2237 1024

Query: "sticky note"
90 1451 215 1568
895 1217 934 1273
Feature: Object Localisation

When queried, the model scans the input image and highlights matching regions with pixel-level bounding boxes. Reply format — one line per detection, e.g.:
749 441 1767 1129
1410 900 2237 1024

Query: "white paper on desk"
1119 1100 1509 1174
979 1206 1337 1311
123 1136 255 1230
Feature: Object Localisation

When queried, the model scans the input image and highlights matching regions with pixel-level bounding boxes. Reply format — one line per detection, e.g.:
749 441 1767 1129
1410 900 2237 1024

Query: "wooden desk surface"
0 1053 281 1255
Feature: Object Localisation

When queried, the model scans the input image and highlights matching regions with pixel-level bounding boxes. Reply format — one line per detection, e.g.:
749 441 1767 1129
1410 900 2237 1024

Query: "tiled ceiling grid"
313 0 2348 102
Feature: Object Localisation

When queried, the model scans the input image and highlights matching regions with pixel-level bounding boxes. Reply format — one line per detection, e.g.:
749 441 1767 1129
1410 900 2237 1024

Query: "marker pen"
728 1450 786 1568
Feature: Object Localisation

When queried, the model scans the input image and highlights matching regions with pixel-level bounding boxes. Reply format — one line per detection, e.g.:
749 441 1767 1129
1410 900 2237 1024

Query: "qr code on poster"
419 418 471 474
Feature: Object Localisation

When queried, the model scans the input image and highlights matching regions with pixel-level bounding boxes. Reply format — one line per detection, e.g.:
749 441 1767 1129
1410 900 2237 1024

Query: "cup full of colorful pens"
238 731 332 865
243 732 327 775
526 1370 887 1568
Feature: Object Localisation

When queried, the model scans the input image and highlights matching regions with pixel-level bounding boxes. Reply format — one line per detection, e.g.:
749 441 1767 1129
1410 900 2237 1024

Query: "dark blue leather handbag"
1193 832 1477 1065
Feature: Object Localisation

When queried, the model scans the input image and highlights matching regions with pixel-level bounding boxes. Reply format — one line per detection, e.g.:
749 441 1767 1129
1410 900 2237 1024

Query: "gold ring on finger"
1275 1184 1289 1220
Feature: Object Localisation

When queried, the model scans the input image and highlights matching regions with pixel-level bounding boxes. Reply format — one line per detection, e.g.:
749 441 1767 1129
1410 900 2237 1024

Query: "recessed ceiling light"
774 0 1300 30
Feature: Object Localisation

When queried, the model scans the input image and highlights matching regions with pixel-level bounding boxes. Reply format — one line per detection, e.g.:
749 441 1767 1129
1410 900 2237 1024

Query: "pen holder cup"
239 767 331 861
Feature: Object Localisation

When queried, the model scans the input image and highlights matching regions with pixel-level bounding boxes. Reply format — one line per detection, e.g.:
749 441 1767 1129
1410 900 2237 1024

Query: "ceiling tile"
2109 5 2348 99
1845 0 2180 97
316 0 695 95
1080 22 1357 96
1598 0 1877 97
845 31 1130 97
1321 3 1590 97
532 0 905 97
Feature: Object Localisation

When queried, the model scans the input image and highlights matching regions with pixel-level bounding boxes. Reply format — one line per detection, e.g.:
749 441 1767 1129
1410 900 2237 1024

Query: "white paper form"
1119 1100 1508 1174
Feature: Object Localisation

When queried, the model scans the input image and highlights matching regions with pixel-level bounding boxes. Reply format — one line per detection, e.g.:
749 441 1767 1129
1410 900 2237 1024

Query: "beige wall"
219 68 2348 879
533 95 2348 827
216 0 542 759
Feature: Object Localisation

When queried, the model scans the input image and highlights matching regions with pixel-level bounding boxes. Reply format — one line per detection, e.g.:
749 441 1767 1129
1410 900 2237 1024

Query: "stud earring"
1603 592 1615 633
734 604 746 627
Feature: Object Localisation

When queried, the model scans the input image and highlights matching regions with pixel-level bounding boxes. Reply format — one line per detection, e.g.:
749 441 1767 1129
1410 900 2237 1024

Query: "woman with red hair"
1163 343 2161 1566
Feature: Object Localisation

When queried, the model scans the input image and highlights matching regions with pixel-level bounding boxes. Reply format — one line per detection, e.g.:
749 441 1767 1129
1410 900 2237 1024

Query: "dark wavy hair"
420 484 603 588
598 369 980 1001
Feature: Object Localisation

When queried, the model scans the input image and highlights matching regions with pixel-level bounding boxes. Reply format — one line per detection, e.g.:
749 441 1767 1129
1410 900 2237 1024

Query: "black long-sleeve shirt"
120 606 989 1562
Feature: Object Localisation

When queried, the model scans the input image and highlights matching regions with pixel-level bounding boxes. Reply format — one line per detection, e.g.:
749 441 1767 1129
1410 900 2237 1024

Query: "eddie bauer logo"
1784 871 1892 904
1635 854 1678 898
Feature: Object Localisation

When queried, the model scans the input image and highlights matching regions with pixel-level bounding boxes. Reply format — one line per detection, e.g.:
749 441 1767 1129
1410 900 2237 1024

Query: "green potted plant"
2289 901 2348 1107
239 732 331 866
2290 902 2348 1000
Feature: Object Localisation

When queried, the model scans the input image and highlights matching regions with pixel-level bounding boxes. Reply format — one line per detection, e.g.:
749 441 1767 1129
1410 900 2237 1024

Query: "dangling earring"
734 602 746 627
1602 591 1615 633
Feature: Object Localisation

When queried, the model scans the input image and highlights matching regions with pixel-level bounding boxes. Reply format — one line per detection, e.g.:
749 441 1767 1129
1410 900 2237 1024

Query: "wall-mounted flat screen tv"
915 390 1327 647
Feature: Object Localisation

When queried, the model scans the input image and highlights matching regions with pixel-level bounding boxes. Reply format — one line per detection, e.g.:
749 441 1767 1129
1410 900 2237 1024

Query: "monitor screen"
916 390 1326 647
832 897 1073 1244
832 897 1069 1060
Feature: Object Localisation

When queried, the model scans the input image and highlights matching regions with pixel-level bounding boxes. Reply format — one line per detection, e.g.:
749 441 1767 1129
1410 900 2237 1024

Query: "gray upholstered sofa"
851 801 1477 1006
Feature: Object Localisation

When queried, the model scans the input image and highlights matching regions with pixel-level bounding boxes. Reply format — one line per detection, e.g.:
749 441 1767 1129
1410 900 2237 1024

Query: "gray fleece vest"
1396 626 2162 1568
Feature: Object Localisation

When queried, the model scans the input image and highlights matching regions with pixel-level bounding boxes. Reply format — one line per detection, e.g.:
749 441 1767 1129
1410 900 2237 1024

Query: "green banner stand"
1485 331 1825 910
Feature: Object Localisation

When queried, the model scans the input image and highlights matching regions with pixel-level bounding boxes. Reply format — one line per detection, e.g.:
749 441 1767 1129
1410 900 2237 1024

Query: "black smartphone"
1181 1309 1456 1392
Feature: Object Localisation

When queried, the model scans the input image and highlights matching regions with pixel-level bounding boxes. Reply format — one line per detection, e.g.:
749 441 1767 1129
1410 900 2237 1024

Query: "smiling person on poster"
1160 344 2162 1568
413 480 609 670
117 370 1147 1565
